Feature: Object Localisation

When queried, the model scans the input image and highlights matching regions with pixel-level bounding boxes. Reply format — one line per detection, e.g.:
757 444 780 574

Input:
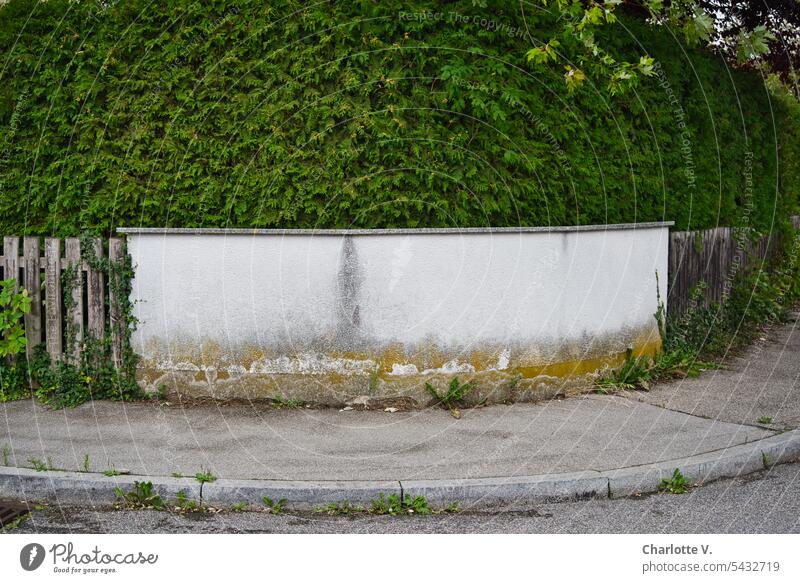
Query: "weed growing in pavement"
426 377 473 417
1 444 10 466
231 502 248 512
371 492 431 516
262 496 287 514
28 457 49 472
175 490 200 512
113 481 164 509
658 469 691 494
171 472 183 478
102 468 121 477
316 494 458 516
194 470 217 505
0 512 30 532
82 454 90 472
195 470 217 484
762 452 773 469
271 394 304 408
757 416 773 425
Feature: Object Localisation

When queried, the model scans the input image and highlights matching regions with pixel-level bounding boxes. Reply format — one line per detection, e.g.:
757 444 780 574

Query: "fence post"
64 238 84 362
23 237 42 359
86 238 105 341
44 238 63 361
108 238 125 368
3 236 19 289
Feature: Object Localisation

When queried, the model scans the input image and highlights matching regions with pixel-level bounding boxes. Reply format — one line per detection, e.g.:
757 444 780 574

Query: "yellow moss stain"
515 339 662 379
467 348 500 372
376 343 406 374
199 341 222 367
239 346 267 370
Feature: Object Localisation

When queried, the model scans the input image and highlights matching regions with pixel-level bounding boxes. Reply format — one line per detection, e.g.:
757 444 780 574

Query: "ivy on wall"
0 0 797 236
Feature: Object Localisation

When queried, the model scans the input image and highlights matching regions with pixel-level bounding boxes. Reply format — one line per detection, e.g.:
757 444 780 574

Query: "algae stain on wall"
335 236 364 349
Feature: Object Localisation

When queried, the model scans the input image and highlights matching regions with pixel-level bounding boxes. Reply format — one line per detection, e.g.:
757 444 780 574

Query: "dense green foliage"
0 0 797 234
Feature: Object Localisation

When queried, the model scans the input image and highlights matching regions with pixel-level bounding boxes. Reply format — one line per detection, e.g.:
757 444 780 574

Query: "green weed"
194 470 217 484
113 481 164 509
262 496 287 514
0 512 30 532
174 490 200 512
658 469 691 494
426 377 473 417
371 492 432 516
28 457 48 472
317 494 456 516
271 394 304 409
194 470 217 505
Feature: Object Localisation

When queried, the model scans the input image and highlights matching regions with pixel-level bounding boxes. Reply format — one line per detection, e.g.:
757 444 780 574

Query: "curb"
1 430 798 509
604 428 800 497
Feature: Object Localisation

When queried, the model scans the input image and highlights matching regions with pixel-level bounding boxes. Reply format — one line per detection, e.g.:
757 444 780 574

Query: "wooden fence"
667 216 800 315
0 237 127 367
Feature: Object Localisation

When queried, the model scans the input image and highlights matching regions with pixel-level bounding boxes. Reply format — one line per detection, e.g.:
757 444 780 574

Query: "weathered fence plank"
22 237 41 358
64 238 84 361
108 238 125 368
44 238 63 360
3 236 19 289
86 238 105 340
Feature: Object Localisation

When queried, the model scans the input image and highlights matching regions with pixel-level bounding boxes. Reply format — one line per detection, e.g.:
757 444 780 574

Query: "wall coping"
118 221 674 236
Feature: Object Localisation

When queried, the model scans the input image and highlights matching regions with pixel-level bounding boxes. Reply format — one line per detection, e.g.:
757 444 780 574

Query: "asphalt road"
8 460 799 534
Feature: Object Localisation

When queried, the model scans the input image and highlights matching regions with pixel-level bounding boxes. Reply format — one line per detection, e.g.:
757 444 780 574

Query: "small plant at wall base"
426 377 474 418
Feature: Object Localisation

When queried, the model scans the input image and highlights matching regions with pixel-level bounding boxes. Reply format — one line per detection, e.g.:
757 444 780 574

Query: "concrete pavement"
0 395 774 480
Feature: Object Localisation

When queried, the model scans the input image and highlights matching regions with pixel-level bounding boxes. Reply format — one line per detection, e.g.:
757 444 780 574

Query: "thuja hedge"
0 0 797 235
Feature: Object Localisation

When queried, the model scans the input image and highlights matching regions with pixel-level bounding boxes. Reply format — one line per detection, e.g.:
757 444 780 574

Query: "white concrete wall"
123 224 671 404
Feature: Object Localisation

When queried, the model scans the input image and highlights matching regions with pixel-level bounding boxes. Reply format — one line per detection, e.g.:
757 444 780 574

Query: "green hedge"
0 0 797 235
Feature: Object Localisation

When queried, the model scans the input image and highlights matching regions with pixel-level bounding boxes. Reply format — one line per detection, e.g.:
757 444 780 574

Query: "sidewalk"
1 315 799 508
